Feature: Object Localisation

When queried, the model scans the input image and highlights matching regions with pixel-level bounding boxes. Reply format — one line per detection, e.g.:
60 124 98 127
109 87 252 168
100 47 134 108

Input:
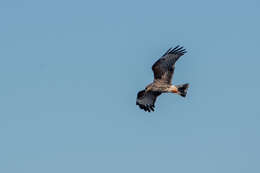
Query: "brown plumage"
136 45 189 112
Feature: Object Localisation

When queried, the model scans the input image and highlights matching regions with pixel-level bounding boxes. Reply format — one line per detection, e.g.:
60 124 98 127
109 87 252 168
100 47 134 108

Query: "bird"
136 45 189 112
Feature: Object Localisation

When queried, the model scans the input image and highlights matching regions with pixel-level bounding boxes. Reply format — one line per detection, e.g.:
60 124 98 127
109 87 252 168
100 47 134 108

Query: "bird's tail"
176 83 189 97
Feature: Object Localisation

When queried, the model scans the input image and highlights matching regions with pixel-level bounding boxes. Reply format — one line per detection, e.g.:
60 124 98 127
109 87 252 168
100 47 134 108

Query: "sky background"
1 0 260 172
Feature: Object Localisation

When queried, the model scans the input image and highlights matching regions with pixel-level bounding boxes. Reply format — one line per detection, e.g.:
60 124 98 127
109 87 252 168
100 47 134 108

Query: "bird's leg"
169 85 178 93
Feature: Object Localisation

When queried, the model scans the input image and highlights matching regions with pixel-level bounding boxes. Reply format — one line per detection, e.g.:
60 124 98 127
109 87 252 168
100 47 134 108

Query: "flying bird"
136 45 189 112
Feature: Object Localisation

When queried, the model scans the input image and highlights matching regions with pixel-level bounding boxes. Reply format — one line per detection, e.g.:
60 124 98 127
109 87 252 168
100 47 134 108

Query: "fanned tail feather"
176 83 189 97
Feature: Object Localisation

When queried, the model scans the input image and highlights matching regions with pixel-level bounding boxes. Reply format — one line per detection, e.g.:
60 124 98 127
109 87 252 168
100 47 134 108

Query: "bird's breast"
149 83 171 93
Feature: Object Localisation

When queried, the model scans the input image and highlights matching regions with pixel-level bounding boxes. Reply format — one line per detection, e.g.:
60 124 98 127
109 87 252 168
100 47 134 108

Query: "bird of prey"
136 45 189 112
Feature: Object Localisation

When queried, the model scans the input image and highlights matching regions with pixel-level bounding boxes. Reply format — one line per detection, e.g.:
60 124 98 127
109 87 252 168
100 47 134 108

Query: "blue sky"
1 0 260 172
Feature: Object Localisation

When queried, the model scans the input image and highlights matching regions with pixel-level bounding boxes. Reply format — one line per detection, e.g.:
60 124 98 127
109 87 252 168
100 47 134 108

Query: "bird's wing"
152 45 187 84
136 90 161 112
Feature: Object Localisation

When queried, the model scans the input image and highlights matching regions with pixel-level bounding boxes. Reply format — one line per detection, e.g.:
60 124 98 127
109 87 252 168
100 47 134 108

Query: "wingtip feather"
164 45 187 56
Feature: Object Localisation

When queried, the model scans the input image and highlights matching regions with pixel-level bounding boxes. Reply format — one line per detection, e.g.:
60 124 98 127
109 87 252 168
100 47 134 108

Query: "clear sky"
1 0 260 172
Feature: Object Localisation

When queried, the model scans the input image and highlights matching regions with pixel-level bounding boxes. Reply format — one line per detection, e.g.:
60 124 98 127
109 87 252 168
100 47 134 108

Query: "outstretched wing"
152 45 187 84
136 90 161 112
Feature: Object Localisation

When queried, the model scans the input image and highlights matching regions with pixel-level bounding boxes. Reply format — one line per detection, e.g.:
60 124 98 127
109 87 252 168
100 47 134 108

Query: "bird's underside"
136 45 189 112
